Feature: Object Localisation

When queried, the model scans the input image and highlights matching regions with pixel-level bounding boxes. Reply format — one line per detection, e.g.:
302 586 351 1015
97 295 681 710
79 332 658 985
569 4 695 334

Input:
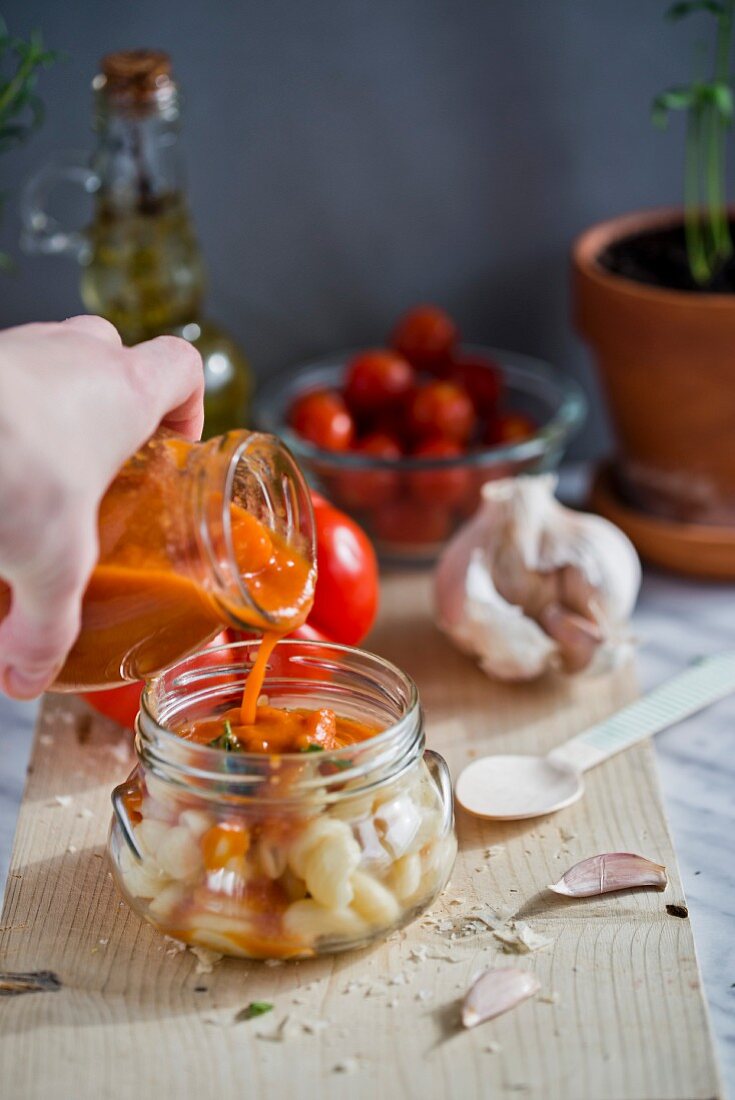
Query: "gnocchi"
110 755 455 959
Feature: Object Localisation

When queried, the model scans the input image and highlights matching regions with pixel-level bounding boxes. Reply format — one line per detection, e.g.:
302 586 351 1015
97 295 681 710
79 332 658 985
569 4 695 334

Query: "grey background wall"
0 1 697 456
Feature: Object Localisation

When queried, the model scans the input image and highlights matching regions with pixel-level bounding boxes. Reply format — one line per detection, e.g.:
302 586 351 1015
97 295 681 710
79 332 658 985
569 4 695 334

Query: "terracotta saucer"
590 465 735 580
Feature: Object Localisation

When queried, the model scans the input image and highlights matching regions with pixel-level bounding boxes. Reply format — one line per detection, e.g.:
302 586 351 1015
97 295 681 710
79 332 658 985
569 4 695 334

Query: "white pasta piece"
279 866 308 902
388 852 422 902
187 910 253 940
156 825 204 881
350 871 401 926
415 765 443 808
328 792 375 822
188 927 252 958
121 861 168 900
412 808 443 852
257 836 288 880
352 817 393 871
144 774 181 811
283 898 368 944
136 818 172 859
418 834 458 895
303 832 361 909
288 816 354 878
179 809 215 838
372 793 422 859
140 795 176 823
148 882 186 920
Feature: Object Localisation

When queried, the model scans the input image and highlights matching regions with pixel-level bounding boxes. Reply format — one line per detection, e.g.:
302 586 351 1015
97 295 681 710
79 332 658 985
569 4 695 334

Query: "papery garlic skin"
548 853 668 897
434 475 642 682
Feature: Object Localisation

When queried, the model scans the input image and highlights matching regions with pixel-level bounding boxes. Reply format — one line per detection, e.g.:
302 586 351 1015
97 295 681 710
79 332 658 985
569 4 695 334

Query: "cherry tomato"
448 353 502 415
289 621 333 643
290 389 355 451
391 305 458 373
408 381 476 445
373 499 452 546
335 431 402 510
485 412 537 445
309 492 379 645
410 439 471 506
344 350 415 416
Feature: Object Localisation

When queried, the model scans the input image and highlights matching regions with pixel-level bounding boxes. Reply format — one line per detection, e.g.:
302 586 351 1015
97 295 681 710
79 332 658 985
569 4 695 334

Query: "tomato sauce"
0 434 314 690
180 703 378 754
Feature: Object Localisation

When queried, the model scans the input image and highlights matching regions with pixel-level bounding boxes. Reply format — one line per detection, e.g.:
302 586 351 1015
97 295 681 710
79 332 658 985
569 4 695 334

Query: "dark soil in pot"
599 220 735 293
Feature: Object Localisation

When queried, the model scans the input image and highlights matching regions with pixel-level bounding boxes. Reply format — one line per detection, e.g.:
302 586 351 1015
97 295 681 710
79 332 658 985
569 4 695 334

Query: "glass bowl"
256 347 586 564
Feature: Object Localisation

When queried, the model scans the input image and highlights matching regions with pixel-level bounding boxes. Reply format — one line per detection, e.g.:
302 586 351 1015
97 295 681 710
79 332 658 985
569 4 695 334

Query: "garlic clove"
548 853 668 897
558 564 600 621
538 602 603 673
461 968 540 1028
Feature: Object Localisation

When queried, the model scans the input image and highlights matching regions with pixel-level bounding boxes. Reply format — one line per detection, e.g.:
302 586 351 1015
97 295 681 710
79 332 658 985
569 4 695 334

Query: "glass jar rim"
192 432 317 632
136 639 423 803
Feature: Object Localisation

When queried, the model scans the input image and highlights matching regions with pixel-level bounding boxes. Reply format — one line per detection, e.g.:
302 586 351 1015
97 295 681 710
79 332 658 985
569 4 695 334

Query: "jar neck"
184 432 317 633
90 82 187 215
136 640 423 807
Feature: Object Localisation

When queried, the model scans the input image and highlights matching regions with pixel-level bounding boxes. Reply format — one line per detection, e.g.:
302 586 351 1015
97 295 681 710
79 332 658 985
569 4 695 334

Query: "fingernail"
3 667 49 699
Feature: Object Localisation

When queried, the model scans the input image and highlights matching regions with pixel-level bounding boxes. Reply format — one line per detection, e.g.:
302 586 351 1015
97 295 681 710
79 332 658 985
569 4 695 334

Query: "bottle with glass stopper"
22 49 252 437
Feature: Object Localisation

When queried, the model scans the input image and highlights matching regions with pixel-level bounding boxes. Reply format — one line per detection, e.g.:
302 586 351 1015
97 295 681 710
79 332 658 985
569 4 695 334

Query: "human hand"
0 315 204 699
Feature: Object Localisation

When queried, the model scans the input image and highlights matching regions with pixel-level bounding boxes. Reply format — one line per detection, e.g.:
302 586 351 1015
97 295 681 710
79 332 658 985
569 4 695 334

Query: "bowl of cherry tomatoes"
257 306 586 563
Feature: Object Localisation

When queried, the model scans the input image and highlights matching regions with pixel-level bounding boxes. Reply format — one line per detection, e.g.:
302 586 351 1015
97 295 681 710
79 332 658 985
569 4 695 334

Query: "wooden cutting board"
0 573 721 1100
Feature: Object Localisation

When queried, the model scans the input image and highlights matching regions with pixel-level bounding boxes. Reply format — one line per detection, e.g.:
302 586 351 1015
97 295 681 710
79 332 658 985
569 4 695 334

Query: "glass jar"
0 432 316 690
21 49 253 436
108 639 457 960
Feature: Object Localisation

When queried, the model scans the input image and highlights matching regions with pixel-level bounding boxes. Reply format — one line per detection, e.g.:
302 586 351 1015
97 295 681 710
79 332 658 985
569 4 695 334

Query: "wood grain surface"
0 573 721 1099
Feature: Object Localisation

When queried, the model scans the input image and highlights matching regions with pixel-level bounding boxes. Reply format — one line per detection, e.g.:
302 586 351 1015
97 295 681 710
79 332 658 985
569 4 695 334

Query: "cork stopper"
96 49 174 105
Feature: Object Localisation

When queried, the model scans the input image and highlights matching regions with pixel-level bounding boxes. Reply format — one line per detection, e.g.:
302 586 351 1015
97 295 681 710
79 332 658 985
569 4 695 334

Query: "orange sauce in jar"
180 703 379 754
0 432 315 690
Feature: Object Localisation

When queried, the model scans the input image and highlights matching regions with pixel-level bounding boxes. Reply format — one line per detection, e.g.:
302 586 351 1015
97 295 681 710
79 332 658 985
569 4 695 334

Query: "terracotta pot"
573 208 735 525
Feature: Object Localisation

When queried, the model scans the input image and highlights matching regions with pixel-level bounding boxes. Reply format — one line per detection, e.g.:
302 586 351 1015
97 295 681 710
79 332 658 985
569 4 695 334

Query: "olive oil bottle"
22 50 252 437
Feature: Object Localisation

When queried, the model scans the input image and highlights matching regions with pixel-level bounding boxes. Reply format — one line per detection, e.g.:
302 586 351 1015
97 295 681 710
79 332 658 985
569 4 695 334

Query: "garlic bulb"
434 475 641 681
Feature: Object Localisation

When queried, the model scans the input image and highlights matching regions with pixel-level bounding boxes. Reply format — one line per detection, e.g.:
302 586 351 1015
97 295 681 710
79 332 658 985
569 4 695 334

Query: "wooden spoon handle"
550 651 735 773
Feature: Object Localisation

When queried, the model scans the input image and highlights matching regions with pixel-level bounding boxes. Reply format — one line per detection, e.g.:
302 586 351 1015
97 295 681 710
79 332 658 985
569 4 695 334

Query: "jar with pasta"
108 638 457 958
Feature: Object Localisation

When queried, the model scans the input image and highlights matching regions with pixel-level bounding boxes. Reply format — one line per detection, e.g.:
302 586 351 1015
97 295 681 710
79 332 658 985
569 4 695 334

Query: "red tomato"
485 412 537 445
344 350 415 416
335 431 402 510
309 493 379 645
410 439 471 506
82 681 143 731
289 621 333 643
290 389 355 451
448 353 502 415
408 381 476 445
373 499 452 546
391 305 458 373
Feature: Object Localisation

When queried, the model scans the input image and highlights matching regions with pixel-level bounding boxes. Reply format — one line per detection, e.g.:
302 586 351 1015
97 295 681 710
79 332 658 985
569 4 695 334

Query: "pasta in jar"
108 639 456 959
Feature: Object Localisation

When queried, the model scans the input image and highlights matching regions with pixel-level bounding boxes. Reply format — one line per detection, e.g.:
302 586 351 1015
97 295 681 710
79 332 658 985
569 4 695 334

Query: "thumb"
0 529 97 699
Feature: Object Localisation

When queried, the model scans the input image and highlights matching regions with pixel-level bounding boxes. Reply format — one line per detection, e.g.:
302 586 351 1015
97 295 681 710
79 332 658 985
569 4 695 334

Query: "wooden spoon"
455 652 735 821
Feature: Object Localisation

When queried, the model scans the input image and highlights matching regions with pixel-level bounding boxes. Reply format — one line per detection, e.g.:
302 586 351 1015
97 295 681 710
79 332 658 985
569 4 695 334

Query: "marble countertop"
0 569 733 1092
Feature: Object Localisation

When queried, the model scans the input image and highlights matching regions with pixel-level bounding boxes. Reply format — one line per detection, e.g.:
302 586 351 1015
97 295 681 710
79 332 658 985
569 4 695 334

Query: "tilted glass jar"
0 431 316 690
108 639 457 959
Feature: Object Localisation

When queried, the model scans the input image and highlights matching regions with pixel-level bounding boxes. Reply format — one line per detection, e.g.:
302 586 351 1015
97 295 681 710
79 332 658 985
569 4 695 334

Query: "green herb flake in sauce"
301 743 325 753
208 719 242 753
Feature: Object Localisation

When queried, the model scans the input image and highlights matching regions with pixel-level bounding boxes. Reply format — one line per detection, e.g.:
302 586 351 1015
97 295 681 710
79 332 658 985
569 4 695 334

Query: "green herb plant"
208 719 242 753
0 17 56 268
653 0 735 284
